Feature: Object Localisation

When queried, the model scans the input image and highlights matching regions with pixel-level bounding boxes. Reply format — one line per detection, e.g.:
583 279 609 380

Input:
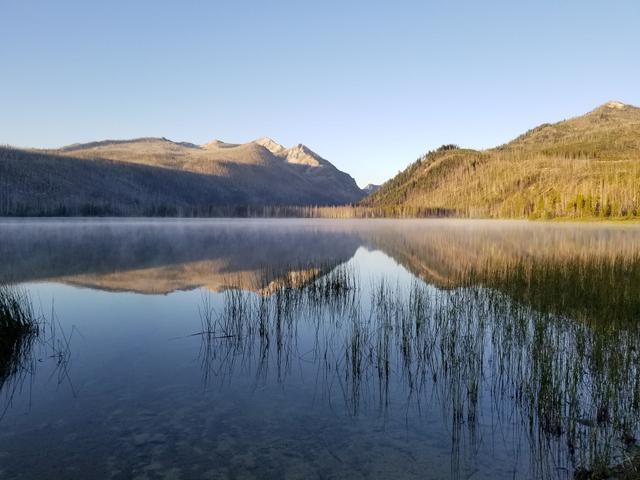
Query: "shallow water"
1 218 639 479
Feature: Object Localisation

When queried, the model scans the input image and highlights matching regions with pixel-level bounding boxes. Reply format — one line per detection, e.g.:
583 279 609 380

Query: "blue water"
0 219 638 479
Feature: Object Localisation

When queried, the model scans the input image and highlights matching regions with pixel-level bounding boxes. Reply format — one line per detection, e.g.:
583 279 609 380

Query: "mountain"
363 184 380 194
0 137 364 216
362 101 640 219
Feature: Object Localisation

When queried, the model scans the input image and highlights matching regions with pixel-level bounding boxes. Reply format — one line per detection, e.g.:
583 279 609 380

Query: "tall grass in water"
459 250 640 477
457 249 640 325
0 286 37 336
0 286 39 415
196 259 640 479
0 285 75 418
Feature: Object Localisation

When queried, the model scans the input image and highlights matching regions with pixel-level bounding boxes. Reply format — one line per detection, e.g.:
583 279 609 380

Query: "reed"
0 286 76 418
0 286 37 336
0 286 39 418
194 259 640 478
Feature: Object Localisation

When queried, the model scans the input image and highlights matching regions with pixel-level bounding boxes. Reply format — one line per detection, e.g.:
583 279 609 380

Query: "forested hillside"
362 102 640 219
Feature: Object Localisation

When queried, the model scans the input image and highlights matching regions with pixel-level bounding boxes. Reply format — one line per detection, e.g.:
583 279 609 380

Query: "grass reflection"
197 257 640 479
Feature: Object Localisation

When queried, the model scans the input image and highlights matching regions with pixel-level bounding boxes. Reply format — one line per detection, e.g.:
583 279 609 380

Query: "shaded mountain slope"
0 137 364 215
54 136 363 200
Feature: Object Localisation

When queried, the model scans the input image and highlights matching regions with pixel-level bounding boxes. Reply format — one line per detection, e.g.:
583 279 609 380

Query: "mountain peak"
284 144 328 167
589 100 639 116
363 184 380 194
203 139 239 149
253 137 286 155
602 100 627 110
287 143 310 154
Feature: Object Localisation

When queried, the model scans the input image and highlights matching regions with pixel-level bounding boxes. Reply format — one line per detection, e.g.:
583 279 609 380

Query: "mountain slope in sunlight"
362 101 640 218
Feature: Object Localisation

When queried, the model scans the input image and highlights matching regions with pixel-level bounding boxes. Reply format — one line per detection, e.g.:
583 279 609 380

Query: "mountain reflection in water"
0 218 639 479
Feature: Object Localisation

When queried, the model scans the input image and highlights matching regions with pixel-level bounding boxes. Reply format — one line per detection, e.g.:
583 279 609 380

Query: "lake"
0 218 639 479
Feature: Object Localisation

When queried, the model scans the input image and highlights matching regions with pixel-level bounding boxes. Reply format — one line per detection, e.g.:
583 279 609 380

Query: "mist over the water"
1 218 640 479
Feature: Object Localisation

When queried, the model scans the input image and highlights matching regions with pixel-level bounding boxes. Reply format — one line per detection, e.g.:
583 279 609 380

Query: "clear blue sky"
1 0 638 186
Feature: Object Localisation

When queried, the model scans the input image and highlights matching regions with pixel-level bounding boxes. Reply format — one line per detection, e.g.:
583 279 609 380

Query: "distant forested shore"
2 202 639 220
0 202 457 219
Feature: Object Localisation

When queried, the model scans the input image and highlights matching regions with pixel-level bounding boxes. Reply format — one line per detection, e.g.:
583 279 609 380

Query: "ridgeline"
362 101 640 220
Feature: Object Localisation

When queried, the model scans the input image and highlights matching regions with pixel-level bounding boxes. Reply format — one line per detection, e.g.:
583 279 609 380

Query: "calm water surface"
1 218 639 479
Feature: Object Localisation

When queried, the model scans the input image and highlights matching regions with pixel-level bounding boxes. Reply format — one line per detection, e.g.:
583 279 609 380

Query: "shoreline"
0 215 640 225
